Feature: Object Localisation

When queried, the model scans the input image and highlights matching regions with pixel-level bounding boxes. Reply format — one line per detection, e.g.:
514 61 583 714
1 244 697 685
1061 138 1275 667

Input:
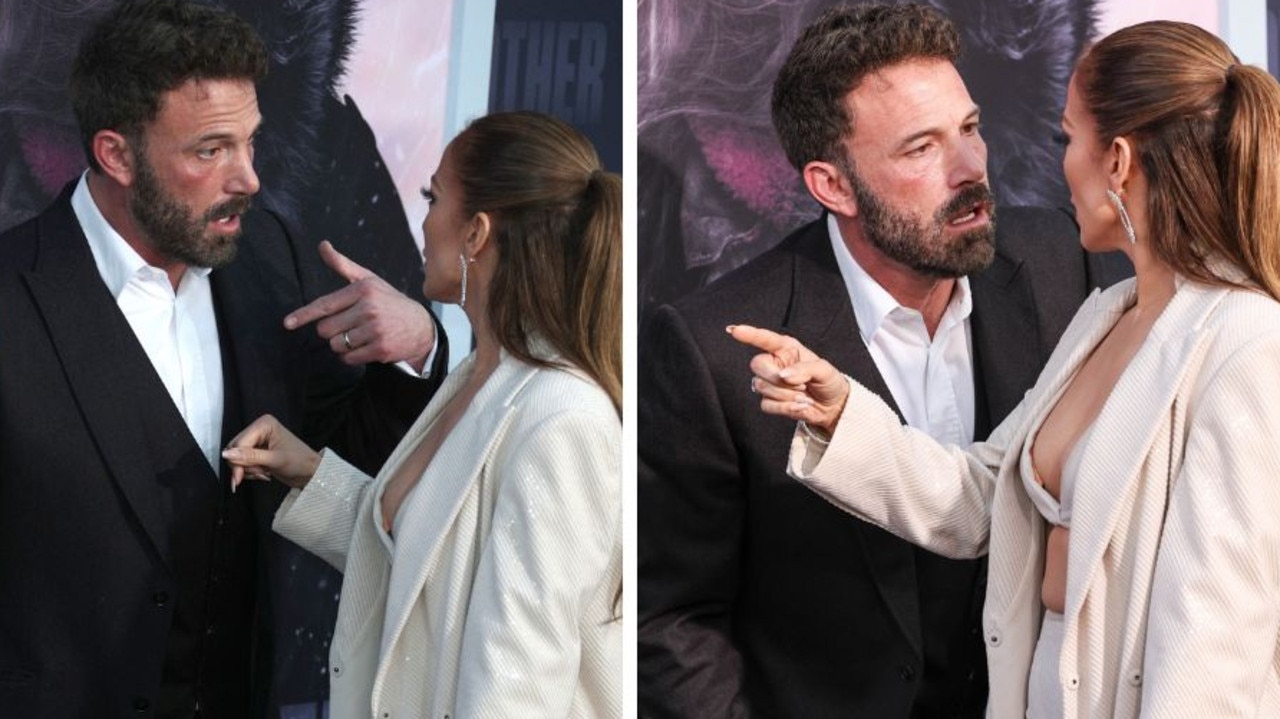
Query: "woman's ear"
467 211 493 256
93 130 136 186
1108 135 1137 190
802 159 858 218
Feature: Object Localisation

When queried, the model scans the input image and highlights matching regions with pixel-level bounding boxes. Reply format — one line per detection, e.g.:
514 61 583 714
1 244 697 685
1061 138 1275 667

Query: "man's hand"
286 241 436 371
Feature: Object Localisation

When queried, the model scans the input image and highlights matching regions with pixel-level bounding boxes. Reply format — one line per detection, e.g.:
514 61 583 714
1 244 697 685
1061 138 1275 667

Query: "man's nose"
227 148 260 196
949 135 987 187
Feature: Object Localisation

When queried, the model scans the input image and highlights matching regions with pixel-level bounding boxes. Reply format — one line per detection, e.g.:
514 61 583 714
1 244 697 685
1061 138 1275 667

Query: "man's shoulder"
666 218 828 322
992 205 1079 264
0 201 64 273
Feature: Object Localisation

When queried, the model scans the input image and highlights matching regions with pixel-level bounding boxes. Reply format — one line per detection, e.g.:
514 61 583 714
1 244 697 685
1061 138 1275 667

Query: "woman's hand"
221 414 320 492
727 324 850 435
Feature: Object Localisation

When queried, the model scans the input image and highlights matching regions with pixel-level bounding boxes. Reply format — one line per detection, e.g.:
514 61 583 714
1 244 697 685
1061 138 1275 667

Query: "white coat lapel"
987 283 1133 613
377 352 540 657
1063 280 1229 620
328 353 477 647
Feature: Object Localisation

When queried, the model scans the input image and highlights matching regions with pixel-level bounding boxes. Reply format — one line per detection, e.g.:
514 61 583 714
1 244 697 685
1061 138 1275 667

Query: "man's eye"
420 187 436 205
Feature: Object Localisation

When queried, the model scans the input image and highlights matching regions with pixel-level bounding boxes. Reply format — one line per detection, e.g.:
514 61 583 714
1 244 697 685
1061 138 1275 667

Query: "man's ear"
466 211 493 257
92 130 137 187
802 160 858 218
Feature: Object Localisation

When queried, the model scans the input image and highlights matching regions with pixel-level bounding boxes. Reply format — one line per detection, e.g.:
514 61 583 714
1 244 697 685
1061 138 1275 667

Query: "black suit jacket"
0 185 446 719
638 209 1130 719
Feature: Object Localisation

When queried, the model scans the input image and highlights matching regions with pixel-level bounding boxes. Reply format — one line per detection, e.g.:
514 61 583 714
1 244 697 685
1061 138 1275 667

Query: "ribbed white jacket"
789 277 1280 718
274 347 622 719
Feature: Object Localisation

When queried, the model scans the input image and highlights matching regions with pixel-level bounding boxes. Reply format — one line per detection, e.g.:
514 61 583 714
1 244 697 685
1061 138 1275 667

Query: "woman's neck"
1127 242 1177 317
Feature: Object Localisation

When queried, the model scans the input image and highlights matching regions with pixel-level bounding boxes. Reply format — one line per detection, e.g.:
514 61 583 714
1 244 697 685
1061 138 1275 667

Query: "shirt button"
332 665 342 676
1128 671 1142 686
987 632 1002 647
1067 676 1079 690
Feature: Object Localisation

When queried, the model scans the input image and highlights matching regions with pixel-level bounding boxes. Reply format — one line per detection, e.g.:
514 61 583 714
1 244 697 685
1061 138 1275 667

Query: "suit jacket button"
898 664 916 681
133 697 150 712
152 592 168 606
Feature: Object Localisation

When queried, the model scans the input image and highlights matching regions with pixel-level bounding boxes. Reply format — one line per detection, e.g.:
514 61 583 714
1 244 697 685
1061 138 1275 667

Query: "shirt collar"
71 172 213 298
827 213 972 342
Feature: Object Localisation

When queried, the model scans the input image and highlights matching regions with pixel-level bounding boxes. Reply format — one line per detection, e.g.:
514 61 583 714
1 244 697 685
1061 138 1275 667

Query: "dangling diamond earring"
458 253 469 308
1106 188 1136 244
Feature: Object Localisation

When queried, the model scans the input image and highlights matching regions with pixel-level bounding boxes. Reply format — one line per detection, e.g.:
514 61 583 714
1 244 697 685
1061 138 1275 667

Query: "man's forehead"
845 60 974 133
152 77 261 131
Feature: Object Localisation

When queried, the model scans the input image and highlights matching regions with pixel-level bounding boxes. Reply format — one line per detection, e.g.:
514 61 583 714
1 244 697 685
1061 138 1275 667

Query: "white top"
1021 421 1094 528
72 173 224 470
828 213 976 445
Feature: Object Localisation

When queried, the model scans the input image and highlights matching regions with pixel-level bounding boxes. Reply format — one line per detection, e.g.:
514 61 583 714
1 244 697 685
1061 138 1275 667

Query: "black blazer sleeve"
638 303 750 719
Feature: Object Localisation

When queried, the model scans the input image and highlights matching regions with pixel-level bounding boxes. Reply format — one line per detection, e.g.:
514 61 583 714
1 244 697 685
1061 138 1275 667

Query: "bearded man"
0 2 446 717
638 4 1129 718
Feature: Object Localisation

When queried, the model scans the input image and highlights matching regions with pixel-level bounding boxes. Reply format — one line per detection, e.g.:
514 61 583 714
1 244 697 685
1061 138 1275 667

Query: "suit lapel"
783 221 923 655
970 251 1046 434
210 230 297 436
22 196 180 567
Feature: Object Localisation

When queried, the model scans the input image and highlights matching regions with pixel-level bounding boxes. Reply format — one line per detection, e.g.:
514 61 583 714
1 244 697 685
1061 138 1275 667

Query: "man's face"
128 78 261 269
842 59 995 278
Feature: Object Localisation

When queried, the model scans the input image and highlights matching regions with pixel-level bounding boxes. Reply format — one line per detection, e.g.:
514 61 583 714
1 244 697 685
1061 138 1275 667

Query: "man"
0 1 444 717
638 4 1130 718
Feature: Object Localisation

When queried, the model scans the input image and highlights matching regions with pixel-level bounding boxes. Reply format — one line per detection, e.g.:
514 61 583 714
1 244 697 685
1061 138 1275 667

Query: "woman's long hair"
1075 21 1280 300
451 111 622 415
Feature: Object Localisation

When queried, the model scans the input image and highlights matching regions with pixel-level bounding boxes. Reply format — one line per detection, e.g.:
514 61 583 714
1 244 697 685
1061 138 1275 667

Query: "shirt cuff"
391 330 441 379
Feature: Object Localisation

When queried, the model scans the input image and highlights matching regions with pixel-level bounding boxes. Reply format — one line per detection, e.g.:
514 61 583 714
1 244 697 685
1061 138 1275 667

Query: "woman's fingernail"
725 325 736 334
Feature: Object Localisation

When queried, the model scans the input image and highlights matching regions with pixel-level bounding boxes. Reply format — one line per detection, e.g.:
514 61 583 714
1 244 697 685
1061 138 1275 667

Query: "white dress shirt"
73 174 224 470
828 214 976 445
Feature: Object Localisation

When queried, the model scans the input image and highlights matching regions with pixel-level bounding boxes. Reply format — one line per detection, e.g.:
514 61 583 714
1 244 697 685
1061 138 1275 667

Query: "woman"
733 22 1280 718
222 111 621 718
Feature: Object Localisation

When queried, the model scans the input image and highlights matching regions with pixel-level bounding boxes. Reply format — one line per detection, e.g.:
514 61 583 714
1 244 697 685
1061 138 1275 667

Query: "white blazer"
789 276 1280 718
273 346 622 719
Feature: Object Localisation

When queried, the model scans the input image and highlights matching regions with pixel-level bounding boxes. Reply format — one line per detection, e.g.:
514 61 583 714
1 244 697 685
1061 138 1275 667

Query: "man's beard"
129 153 250 269
845 164 996 279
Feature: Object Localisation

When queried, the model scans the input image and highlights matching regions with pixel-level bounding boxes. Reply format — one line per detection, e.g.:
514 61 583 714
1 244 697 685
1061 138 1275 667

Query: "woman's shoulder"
1185 284 1280 381
488 351 615 425
1195 283 1280 336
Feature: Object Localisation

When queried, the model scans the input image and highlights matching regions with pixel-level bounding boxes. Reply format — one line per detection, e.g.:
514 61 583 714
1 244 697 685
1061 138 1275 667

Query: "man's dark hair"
70 0 268 172
771 3 960 172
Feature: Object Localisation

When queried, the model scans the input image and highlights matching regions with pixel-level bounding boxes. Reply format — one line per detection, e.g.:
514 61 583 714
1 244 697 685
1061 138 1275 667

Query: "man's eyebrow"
894 106 981 151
